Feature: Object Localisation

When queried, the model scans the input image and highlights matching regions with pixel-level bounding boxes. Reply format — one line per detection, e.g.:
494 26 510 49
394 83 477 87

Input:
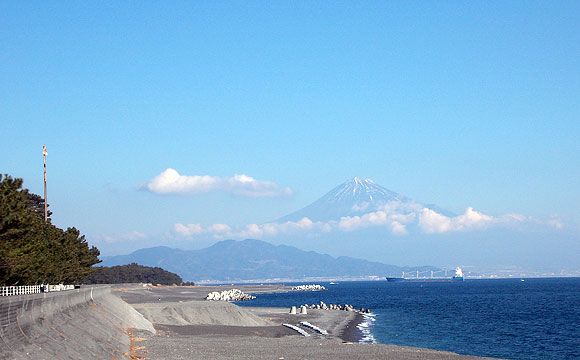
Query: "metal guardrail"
0 284 75 296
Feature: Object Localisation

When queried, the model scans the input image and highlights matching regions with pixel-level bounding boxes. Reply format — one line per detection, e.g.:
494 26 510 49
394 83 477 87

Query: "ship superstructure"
386 267 464 282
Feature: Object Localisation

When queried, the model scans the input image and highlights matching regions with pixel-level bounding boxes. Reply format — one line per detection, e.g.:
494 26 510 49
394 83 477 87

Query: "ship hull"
386 277 464 283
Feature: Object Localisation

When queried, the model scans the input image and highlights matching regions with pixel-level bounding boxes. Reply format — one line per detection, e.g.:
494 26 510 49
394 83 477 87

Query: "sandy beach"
116 285 499 360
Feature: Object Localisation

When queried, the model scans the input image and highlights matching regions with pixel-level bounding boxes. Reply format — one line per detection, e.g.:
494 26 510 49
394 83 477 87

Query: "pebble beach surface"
116 284 499 360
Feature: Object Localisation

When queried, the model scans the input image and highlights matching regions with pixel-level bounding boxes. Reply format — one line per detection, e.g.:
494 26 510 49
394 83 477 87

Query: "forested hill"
0 174 101 285
84 263 183 285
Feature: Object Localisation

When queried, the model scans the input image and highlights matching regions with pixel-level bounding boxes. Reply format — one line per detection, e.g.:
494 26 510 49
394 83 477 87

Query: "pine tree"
0 174 100 285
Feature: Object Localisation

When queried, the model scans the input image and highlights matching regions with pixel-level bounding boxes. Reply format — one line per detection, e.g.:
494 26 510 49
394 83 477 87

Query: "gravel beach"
117 285 499 360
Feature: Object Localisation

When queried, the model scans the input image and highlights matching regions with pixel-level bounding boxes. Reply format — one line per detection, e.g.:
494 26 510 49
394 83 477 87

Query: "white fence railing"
0 284 75 297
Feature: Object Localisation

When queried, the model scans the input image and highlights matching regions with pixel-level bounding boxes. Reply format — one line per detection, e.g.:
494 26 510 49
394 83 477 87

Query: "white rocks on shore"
205 289 256 301
291 284 327 292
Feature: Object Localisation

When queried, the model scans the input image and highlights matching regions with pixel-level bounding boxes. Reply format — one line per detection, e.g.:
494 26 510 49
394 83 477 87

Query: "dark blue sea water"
236 278 580 359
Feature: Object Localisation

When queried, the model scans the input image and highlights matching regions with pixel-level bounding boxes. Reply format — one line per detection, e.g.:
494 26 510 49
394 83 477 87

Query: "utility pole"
43 145 48 222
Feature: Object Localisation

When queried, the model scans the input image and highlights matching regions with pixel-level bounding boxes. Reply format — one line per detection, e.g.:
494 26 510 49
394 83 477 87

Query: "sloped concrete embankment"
0 286 154 360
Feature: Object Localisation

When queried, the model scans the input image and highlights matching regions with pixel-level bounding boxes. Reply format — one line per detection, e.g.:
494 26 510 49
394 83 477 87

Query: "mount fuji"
277 177 453 223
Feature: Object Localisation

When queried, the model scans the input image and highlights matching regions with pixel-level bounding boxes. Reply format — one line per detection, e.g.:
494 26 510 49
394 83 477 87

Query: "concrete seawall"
0 286 154 359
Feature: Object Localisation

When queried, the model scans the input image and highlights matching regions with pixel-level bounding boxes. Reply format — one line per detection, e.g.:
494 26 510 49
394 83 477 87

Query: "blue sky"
1 2 579 269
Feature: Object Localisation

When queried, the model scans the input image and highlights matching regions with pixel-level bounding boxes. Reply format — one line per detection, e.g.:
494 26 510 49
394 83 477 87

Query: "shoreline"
118 284 498 359
115 283 371 343
339 311 364 342
116 283 372 342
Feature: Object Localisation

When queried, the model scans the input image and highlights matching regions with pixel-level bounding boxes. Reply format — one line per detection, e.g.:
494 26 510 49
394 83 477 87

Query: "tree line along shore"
1 174 185 287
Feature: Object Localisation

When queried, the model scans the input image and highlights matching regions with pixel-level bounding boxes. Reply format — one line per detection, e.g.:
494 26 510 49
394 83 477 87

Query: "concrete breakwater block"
282 323 310 337
300 321 328 335
296 301 372 314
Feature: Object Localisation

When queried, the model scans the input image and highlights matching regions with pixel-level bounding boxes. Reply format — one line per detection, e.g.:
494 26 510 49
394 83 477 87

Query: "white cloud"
174 223 204 236
351 202 370 212
174 223 231 237
339 212 385 231
173 202 563 240
174 217 329 240
391 221 407 235
142 168 292 198
338 211 412 235
418 208 452 233
232 218 326 239
238 223 264 239
208 223 232 233
419 207 497 234
337 201 421 234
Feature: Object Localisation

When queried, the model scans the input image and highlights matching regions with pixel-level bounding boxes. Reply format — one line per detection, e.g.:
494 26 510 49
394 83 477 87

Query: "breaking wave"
357 313 377 343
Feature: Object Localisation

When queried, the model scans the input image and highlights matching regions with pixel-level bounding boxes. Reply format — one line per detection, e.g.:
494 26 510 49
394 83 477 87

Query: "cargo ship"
386 267 464 282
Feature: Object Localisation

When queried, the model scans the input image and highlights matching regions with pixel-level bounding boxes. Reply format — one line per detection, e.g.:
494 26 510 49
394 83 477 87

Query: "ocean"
236 278 580 360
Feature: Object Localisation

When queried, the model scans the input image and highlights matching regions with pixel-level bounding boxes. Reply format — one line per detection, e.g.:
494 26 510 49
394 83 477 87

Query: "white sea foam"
357 313 377 344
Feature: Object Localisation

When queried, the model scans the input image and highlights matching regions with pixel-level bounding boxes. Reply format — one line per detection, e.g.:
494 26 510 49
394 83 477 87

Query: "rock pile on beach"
297 301 371 314
205 289 256 301
291 284 326 291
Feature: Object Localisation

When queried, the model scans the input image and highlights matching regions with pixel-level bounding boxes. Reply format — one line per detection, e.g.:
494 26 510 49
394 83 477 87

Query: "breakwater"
291 284 326 291
301 301 371 313
0 285 154 359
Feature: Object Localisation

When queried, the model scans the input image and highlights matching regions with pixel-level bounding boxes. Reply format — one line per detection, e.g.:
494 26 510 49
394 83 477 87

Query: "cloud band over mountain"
170 177 564 240
141 168 292 198
173 201 557 240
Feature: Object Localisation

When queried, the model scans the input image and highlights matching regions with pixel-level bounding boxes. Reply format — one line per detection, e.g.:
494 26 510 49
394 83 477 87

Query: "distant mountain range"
99 239 437 282
98 178 456 281
97 177 579 276
277 177 454 222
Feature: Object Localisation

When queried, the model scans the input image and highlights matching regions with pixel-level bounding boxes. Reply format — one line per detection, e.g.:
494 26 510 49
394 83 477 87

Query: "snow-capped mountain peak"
276 177 412 222
327 177 408 204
